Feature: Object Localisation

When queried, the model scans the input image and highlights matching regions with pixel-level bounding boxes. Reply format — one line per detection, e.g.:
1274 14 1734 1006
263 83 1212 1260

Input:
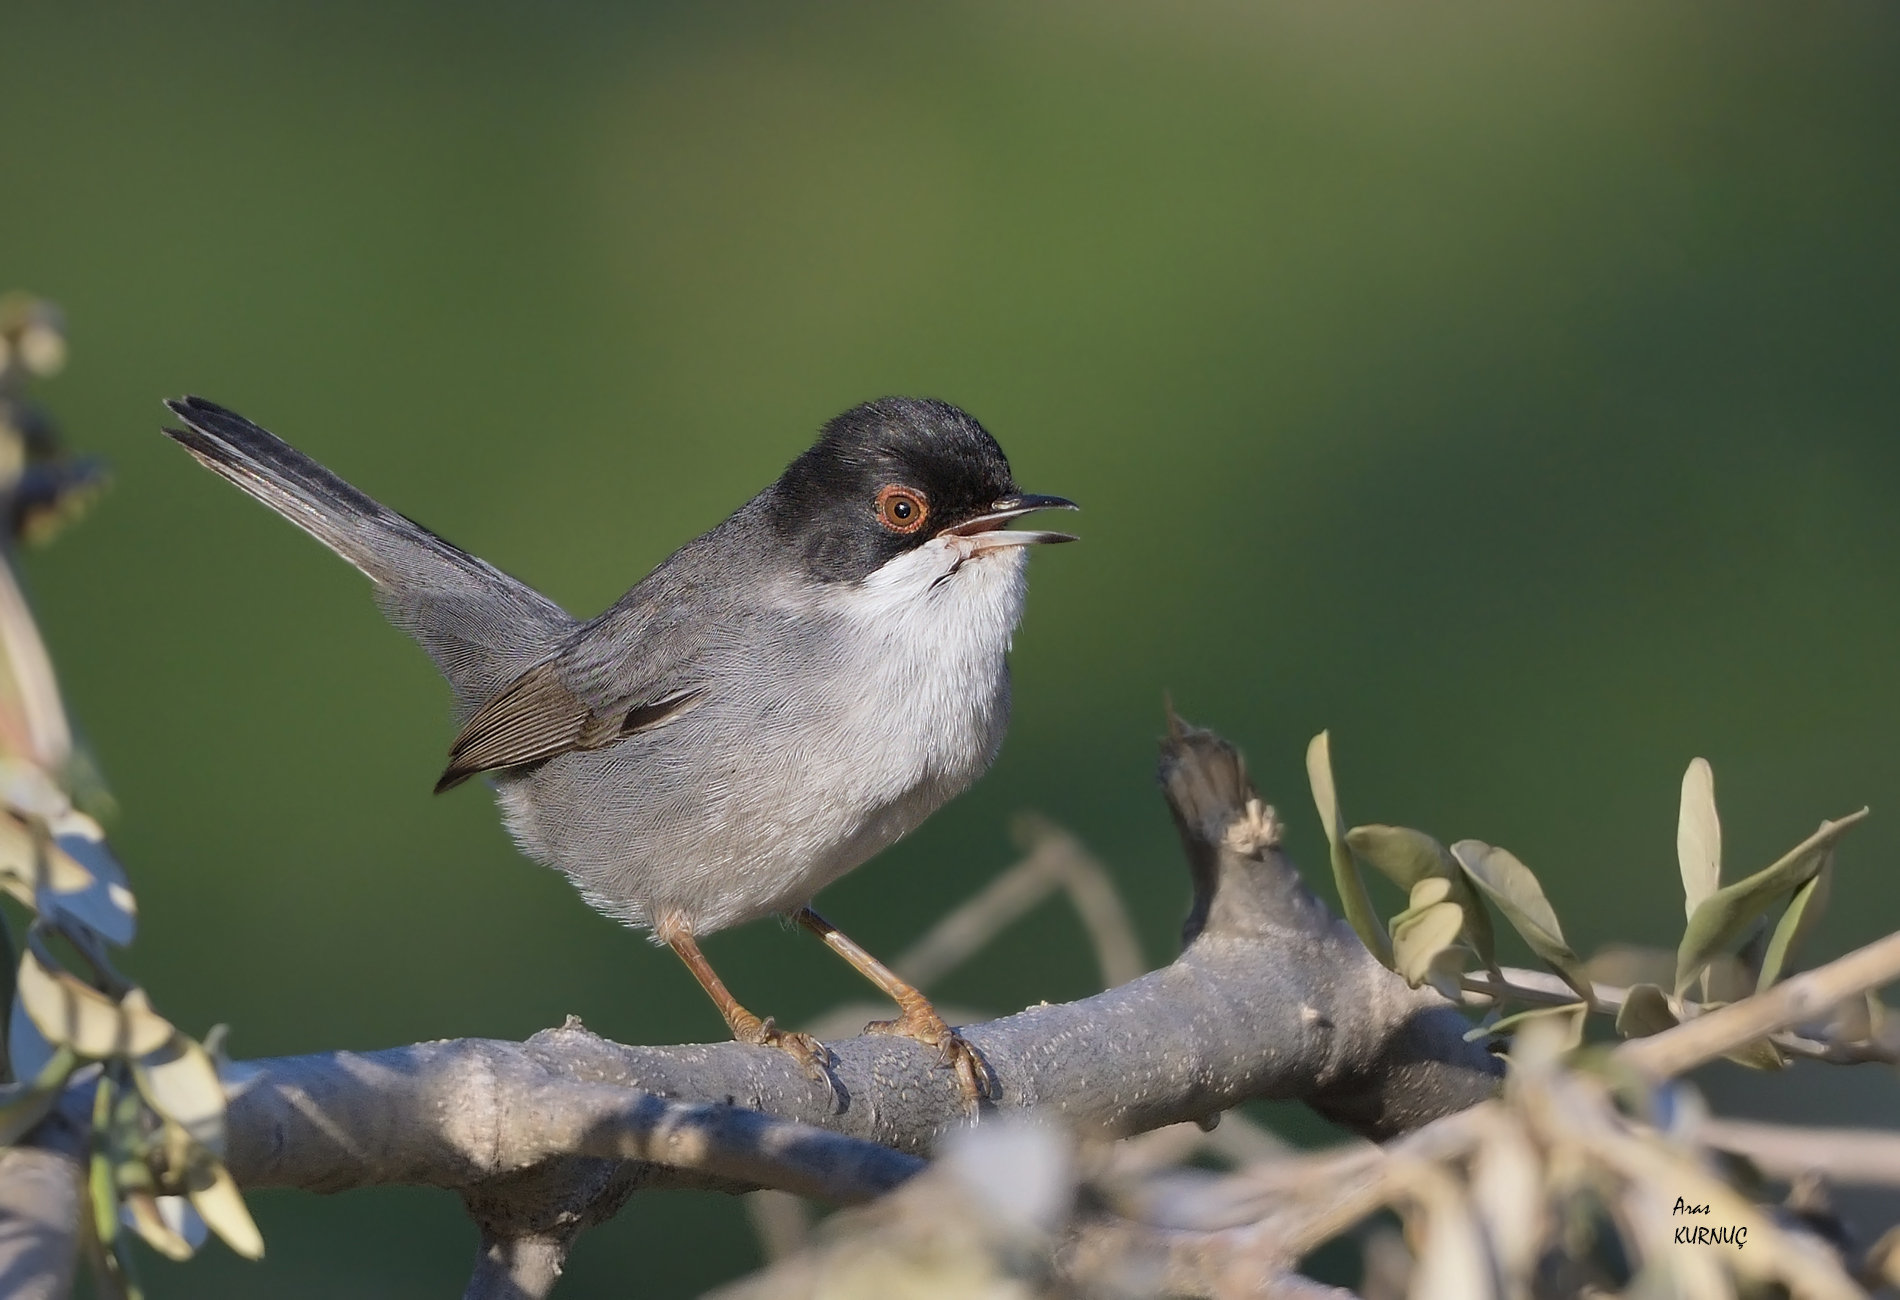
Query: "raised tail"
163 396 574 715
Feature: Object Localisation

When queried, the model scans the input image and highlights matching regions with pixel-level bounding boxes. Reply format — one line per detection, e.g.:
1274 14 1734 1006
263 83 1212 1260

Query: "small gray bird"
162 396 1075 1098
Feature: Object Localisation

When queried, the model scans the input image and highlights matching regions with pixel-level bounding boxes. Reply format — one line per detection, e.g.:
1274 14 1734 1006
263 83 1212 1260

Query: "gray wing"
433 505 775 792
434 658 702 792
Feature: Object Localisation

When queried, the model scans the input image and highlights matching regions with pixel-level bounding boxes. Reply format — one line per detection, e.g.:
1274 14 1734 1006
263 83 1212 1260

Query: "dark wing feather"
433 493 769 792
434 659 702 792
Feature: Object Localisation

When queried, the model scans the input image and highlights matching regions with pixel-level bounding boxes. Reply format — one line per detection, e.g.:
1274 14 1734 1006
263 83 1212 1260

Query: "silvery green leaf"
1614 984 1679 1039
1392 900 1464 988
1504 1002 1588 1057
134 1034 226 1155
1755 853 1832 993
42 811 135 946
1676 758 1720 921
157 1195 208 1252
0 558 73 770
1422 943 1469 1001
17 939 172 1058
8 995 54 1082
1721 1037 1786 1071
1356 826 1500 975
1452 840 1593 1004
1464 1001 1588 1046
1305 732 1391 967
1675 809 1866 994
1347 824 1453 889
188 1160 264 1260
124 1189 195 1261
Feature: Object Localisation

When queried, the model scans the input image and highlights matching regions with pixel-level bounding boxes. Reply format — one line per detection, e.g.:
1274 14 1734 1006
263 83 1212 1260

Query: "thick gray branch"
5 717 1503 1298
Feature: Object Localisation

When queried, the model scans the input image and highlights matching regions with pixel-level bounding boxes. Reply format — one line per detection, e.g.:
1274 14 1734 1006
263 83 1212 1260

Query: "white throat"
849 535 1030 647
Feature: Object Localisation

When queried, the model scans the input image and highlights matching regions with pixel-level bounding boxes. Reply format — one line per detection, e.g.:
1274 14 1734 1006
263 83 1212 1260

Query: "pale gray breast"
496 543 1029 935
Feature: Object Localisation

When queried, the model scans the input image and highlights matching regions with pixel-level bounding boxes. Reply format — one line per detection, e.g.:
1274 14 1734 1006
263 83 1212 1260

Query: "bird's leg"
658 914 830 1082
794 907 995 1103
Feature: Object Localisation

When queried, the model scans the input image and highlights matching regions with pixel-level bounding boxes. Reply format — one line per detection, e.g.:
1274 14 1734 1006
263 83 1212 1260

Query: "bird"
162 395 1076 1100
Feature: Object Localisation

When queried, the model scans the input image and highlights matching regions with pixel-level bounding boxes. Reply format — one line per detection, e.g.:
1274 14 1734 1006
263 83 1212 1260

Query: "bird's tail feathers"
163 396 572 711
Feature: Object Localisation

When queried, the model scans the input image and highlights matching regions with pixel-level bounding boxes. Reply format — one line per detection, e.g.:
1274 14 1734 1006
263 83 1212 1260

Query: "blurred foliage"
0 300 260 1295
718 1022 1891 1300
1308 733 1895 1074
4 1 1900 1295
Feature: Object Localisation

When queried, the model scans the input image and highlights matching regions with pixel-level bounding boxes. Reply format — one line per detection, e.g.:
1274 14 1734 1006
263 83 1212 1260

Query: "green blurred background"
6 1 1900 1293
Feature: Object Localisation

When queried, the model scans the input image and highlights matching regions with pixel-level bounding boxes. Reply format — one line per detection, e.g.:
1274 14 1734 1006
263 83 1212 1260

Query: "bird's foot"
731 1011 836 1091
865 1004 995 1105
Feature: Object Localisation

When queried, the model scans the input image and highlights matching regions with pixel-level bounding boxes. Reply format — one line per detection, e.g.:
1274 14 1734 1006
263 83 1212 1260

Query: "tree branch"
1699 1119 1900 1188
0 1082 88 1300
10 715 1505 1297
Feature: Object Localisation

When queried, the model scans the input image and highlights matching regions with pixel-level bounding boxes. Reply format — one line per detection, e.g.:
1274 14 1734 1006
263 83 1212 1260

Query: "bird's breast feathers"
822 535 1027 776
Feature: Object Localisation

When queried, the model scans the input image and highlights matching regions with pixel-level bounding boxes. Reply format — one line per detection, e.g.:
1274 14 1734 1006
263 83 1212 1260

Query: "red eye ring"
874 485 930 535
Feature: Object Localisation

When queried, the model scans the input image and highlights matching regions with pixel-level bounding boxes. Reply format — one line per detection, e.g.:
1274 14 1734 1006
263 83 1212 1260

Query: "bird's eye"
874 485 930 535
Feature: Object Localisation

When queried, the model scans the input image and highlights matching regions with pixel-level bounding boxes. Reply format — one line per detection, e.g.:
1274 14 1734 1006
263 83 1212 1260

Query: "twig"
1615 929 1900 1079
1700 1119 1900 1188
1463 965 1896 1064
1460 967 1629 1011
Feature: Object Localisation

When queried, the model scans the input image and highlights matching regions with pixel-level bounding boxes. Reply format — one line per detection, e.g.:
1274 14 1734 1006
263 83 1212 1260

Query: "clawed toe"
746 1017 833 1076
866 1010 995 1104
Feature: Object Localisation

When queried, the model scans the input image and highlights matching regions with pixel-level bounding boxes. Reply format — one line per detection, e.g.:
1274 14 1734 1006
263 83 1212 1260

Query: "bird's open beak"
939 493 1080 550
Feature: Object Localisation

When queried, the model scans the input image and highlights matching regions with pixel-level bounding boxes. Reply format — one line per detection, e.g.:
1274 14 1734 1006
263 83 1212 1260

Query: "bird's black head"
768 398 1074 583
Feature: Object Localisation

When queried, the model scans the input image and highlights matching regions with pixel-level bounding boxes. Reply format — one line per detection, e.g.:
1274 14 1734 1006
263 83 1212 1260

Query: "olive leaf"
1721 1037 1787 1072
7 996 54 1083
1393 898 1465 989
133 1033 226 1155
0 557 75 771
187 1158 264 1259
1754 853 1833 994
17 936 173 1058
1347 824 1453 890
44 810 136 947
1466 1001 1588 1049
1613 984 1679 1039
142 1195 208 1254
124 1188 194 1261
1450 840 1594 1006
1305 732 1391 967
1675 809 1867 995
1350 824 1498 974
1676 758 1720 921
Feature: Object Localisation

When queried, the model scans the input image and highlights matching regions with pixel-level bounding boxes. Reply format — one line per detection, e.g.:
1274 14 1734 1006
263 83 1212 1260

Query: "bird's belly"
497 546 1027 935
497 644 1010 935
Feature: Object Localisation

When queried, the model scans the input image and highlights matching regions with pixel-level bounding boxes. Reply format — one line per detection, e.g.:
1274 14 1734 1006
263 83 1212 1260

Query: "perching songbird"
162 396 1075 1098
